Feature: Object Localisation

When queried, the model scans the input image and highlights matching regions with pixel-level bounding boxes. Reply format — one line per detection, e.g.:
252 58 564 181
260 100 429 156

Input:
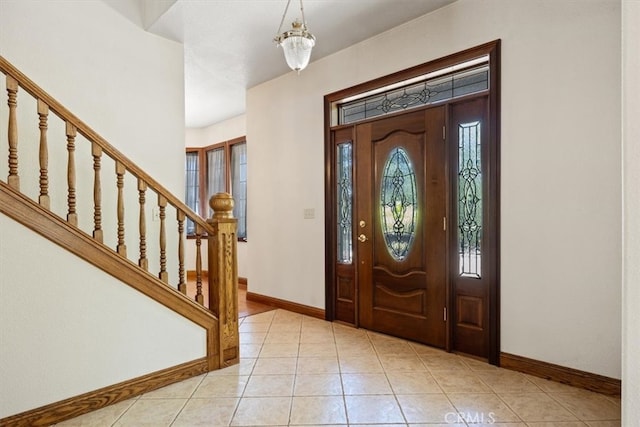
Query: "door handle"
358 234 368 242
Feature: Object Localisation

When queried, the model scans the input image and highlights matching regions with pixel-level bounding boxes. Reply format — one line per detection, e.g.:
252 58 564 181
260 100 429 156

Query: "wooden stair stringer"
0 180 218 330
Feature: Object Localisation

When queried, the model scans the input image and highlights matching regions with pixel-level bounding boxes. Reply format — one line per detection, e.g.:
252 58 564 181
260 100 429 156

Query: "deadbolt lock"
359 220 366 228
358 234 368 242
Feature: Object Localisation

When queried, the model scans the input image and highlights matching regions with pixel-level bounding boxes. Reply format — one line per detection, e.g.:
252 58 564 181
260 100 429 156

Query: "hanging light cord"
275 0 292 37
275 0 308 38
299 0 307 27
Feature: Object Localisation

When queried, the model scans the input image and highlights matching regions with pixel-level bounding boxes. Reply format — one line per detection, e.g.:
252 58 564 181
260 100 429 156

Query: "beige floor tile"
299 342 338 357
470 423 526 427
61 311 627 427
475 370 542 393
379 354 428 371
242 310 275 323
333 324 368 338
604 395 621 406
371 337 414 355
192 375 249 398
459 356 501 371
395 393 458 423
499 393 578 422
525 422 587 426
252 356 298 375
259 342 300 357
431 370 492 393
408 342 447 355
410 424 466 427
301 325 334 336
243 374 295 396
345 395 406 424
294 373 343 396
386 370 443 394
140 375 204 398
300 331 335 343
272 309 304 324
584 421 621 426
207 358 256 376
447 392 521 422
171 397 239 427
239 321 271 332
296 356 340 374
339 354 384 373
342 373 393 395
549 392 621 421
112 398 186 426
239 343 262 358
230 396 292 426
264 331 301 343
352 425 407 427
269 322 303 333
421 354 471 371
240 331 266 344
55 399 136 426
336 342 377 356
290 396 347 424
524 376 587 394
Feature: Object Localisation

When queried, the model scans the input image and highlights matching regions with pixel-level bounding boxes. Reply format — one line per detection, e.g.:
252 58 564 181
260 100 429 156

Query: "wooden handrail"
0 55 211 234
0 55 239 424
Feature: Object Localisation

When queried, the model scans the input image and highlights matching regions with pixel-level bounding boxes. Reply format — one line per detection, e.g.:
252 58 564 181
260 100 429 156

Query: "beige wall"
0 0 201 417
622 0 640 422
247 0 622 379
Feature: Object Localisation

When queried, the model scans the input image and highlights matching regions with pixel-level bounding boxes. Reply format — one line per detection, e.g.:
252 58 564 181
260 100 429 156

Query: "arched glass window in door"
380 147 417 261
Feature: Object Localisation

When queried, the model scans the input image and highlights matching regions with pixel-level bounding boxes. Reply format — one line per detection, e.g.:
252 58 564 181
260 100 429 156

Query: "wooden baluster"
37 100 50 209
92 142 103 243
6 76 19 190
66 122 77 226
195 224 203 305
158 195 168 283
116 161 126 256
177 210 186 294
138 179 148 271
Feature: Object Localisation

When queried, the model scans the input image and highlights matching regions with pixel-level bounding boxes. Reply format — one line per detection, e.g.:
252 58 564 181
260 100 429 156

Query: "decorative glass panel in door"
380 147 417 261
337 142 353 264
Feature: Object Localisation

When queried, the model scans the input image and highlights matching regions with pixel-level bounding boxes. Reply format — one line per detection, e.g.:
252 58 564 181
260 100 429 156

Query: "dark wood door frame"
324 40 501 365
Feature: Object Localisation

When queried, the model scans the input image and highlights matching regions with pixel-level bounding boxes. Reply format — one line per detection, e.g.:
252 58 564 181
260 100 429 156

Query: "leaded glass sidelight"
380 147 417 261
336 142 353 264
458 121 482 277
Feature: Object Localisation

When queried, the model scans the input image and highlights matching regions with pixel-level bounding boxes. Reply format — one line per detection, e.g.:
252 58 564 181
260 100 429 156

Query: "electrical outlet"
303 208 315 219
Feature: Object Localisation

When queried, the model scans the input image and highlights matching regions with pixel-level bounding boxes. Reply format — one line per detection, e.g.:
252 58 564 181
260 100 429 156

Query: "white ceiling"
138 0 457 128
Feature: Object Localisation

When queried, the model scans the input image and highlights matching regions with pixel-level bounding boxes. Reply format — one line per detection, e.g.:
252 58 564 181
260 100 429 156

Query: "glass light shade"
276 21 315 72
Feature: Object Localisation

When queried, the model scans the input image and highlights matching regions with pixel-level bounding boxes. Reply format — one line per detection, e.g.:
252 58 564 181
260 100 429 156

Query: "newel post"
208 192 240 368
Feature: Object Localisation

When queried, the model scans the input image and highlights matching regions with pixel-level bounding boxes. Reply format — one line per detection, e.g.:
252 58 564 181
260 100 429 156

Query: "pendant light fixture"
274 0 316 73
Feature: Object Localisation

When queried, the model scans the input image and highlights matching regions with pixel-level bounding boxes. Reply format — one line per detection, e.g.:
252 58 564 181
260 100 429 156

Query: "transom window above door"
331 56 489 126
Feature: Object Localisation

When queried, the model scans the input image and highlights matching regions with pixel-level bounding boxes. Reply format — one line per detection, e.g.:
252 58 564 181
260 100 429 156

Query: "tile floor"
56 309 621 426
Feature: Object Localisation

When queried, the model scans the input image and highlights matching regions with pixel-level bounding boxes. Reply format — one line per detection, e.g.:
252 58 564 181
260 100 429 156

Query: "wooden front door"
355 107 447 348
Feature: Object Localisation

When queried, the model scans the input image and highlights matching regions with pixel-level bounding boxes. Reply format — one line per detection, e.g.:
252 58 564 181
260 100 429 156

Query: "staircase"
0 56 239 426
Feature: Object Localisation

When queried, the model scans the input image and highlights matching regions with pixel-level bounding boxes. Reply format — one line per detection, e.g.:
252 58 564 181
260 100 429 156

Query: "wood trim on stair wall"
500 352 621 396
246 291 325 320
0 358 208 427
0 182 218 330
